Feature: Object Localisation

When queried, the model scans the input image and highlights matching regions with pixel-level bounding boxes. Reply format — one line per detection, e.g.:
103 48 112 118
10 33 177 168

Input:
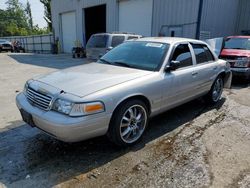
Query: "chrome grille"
26 87 52 110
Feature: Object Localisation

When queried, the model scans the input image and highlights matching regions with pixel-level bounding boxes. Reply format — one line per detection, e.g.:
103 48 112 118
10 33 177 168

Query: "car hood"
221 49 250 57
34 63 152 97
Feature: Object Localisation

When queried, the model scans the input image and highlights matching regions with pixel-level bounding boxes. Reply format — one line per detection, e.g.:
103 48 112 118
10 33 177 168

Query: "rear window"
111 36 125 47
224 38 250 50
86 35 108 48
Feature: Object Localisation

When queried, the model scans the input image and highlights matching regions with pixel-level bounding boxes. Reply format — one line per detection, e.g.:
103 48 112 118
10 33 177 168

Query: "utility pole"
196 0 204 39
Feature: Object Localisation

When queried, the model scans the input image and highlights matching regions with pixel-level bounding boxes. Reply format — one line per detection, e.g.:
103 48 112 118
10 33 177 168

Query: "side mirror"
165 60 180 72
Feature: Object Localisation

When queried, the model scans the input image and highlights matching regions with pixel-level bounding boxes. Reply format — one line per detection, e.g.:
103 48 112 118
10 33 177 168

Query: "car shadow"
231 77 250 89
0 98 225 187
7 54 89 69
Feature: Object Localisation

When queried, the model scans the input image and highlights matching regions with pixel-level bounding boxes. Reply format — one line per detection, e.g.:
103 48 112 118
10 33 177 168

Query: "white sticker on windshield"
146 43 163 48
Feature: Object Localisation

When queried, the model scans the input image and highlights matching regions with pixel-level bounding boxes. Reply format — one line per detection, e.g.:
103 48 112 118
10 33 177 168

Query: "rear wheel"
108 99 149 146
205 76 224 104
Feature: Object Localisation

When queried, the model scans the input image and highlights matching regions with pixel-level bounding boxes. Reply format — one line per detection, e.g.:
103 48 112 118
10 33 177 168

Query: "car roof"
135 37 206 45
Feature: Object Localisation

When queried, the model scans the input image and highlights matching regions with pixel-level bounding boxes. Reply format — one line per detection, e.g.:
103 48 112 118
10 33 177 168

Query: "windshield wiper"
100 59 136 69
112 61 133 68
99 58 112 65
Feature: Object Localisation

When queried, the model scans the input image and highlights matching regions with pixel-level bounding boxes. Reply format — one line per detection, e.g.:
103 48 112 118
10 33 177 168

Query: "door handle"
192 72 198 76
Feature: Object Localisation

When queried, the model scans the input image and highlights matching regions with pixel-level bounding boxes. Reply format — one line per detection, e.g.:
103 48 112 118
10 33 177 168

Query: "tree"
40 0 52 31
5 0 29 32
25 0 33 30
0 0 50 37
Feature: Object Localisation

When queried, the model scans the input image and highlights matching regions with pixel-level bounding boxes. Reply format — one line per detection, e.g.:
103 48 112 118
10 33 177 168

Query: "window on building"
171 44 193 68
111 36 125 47
192 44 214 64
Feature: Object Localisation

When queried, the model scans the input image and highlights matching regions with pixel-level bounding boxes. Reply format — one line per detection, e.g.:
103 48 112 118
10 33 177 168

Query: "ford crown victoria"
16 37 232 146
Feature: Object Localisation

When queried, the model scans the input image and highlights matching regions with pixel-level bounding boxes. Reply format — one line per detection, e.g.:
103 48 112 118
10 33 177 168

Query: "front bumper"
231 68 250 79
16 93 112 142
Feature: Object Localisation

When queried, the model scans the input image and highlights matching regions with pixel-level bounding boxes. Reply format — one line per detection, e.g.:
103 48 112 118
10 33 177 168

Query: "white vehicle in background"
86 32 142 60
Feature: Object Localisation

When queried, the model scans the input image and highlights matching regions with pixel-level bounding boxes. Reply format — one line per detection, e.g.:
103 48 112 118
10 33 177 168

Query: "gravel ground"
0 53 249 188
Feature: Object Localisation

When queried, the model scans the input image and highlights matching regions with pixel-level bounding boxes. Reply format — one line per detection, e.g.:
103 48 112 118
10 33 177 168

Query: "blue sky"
0 0 47 28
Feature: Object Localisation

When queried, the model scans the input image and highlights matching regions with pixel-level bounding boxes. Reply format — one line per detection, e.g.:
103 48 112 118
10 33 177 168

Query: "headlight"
235 57 250 67
53 99 74 115
53 99 105 117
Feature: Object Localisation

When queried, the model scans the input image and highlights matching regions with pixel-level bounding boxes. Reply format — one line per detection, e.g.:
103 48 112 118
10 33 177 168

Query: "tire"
205 76 224 104
108 99 149 147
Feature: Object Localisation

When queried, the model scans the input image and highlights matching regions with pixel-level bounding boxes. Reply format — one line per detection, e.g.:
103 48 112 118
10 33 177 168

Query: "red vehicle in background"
219 36 250 80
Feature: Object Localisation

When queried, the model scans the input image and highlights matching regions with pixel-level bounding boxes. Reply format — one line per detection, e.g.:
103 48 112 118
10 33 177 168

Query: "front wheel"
205 76 224 104
108 99 149 147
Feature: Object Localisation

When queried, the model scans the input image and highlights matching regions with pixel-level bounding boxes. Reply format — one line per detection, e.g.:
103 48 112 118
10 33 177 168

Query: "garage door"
61 12 76 53
119 0 153 36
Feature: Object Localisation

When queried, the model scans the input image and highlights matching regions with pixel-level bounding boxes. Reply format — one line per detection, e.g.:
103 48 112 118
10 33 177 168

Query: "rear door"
190 43 218 94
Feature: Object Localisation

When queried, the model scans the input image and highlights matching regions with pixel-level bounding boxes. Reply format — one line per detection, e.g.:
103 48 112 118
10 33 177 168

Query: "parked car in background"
86 32 142 59
13 40 25 53
219 36 250 80
16 37 231 146
0 40 13 53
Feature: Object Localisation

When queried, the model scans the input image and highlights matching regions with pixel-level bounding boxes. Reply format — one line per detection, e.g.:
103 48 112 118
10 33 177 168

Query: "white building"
51 0 250 53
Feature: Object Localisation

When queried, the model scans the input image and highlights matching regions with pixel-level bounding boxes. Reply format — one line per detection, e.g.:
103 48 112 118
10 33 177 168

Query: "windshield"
86 35 108 48
224 38 250 50
97 41 169 71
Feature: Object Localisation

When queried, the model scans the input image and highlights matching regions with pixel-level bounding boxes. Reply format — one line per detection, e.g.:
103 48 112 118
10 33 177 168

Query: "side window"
111 36 125 47
127 36 138 40
171 44 193 68
203 46 215 61
192 44 214 64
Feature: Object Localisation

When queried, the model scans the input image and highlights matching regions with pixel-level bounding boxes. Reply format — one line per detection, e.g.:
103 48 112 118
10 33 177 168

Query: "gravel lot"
0 53 249 188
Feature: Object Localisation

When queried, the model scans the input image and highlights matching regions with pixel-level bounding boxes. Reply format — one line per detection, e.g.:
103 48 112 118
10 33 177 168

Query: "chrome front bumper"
16 93 112 142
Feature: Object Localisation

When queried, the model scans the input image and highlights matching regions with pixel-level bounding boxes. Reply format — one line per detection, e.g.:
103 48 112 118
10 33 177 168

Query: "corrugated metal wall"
151 0 200 38
200 0 240 38
51 0 118 51
51 0 250 52
236 0 250 34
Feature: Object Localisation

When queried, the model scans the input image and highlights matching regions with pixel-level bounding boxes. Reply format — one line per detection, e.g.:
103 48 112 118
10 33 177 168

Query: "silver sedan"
16 37 232 146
